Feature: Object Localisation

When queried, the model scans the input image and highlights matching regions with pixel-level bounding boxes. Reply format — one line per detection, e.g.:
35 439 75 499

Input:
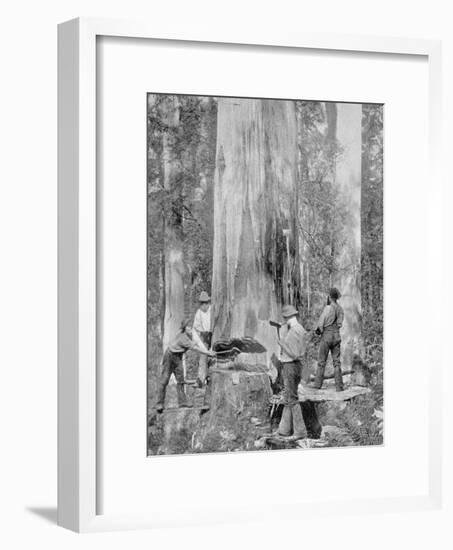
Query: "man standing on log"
276 305 307 438
310 287 344 392
156 318 215 413
193 291 212 388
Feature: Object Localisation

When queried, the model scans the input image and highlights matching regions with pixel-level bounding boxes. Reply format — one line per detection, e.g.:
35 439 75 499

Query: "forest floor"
148 375 383 455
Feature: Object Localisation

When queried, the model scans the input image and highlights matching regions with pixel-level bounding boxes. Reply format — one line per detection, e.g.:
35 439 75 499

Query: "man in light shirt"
193 291 212 387
310 287 344 392
276 305 308 438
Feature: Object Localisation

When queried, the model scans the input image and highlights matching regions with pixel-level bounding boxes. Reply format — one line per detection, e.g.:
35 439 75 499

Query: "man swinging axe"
272 305 308 438
156 318 215 413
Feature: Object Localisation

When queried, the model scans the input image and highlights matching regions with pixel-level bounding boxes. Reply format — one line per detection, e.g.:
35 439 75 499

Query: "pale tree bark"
334 103 362 366
211 98 298 362
161 96 186 349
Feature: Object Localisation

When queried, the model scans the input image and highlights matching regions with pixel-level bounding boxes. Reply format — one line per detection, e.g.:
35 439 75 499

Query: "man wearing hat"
276 305 308 438
193 291 212 387
156 318 215 412
310 287 344 392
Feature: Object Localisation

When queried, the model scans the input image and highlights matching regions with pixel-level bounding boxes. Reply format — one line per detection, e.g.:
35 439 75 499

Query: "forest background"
147 95 383 450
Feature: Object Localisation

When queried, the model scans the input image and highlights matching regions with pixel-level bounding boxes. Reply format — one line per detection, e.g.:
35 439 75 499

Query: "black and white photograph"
3 1 449 543
147 94 383 456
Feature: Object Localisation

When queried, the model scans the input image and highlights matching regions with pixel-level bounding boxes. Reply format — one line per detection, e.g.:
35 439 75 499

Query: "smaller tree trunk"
334 103 362 366
161 97 186 349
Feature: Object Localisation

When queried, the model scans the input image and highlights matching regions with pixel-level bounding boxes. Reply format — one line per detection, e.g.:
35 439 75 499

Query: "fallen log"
298 385 371 403
256 423 357 450
270 383 371 406
255 432 305 451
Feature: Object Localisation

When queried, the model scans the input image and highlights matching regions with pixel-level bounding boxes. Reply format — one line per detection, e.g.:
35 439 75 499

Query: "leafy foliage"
296 101 351 326
361 104 384 416
147 94 217 386
319 104 384 446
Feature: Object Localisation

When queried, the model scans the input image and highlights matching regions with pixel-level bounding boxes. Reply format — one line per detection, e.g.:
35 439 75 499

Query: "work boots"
277 405 293 436
291 403 307 439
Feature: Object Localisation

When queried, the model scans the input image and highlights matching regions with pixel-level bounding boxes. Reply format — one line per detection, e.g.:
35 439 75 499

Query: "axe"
269 320 283 339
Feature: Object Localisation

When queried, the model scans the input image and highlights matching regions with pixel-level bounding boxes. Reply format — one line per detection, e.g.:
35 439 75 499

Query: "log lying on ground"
298 384 371 403
295 425 355 449
255 432 305 450
265 382 370 448
257 422 357 450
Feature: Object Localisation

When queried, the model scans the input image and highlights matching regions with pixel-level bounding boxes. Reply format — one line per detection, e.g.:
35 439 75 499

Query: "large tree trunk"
211 98 299 361
334 104 362 366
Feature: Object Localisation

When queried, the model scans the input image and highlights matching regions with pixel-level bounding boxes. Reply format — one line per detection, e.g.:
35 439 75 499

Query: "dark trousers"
315 328 343 390
156 350 187 407
282 360 302 406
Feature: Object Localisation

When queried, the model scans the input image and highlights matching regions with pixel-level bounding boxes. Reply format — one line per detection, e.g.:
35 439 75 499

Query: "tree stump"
192 364 272 453
148 363 273 455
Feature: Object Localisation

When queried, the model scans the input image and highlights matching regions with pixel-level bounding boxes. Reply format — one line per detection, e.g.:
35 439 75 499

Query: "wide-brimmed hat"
198 291 211 303
281 305 298 318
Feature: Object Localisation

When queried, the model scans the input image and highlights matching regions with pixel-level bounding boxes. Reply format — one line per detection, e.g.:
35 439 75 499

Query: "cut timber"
255 432 305 451
295 426 355 449
298 385 371 403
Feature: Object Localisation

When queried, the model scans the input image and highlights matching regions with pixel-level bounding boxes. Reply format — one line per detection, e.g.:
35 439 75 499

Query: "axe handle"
269 321 281 339
214 347 241 356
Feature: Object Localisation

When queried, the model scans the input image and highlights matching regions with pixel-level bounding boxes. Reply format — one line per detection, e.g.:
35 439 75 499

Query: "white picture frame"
58 17 443 533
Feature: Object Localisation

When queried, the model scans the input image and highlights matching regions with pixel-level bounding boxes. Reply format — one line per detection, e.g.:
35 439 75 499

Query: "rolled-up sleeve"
192 330 207 350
